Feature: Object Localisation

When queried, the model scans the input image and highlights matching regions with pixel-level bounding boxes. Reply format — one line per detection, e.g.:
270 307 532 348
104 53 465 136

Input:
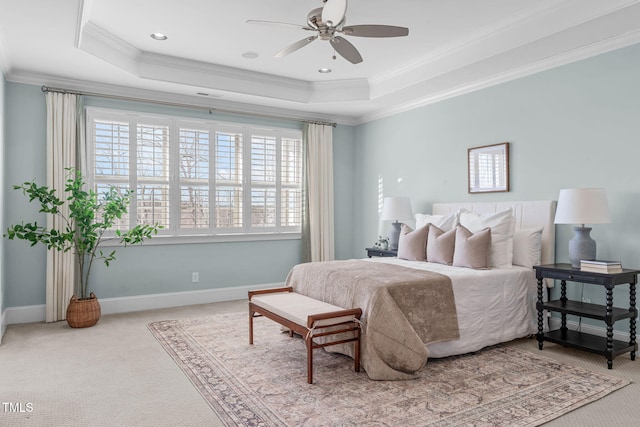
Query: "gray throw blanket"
286 260 460 380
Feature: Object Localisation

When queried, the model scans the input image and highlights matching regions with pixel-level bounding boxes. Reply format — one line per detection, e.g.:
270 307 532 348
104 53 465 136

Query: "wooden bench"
248 287 362 384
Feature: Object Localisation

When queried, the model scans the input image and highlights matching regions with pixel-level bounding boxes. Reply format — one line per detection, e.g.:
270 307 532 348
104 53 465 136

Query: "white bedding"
364 257 537 358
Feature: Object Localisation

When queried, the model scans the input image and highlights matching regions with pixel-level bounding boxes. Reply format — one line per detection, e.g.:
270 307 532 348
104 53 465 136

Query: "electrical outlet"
192 272 199 283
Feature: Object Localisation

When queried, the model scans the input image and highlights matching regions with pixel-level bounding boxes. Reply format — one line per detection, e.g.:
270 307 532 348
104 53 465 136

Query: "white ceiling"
1 0 640 125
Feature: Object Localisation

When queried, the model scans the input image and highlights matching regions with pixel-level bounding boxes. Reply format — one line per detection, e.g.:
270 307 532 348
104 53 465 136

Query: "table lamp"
554 188 611 268
381 196 413 251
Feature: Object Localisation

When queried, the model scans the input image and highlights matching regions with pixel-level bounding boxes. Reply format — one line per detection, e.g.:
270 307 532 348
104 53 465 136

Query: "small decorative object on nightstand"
534 263 639 369
366 247 398 258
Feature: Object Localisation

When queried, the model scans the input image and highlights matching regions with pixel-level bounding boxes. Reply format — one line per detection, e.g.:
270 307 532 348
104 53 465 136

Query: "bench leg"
306 335 313 384
354 328 361 373
249 308 254 345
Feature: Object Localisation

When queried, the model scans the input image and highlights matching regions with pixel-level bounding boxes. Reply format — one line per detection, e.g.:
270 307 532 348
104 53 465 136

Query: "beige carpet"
149 312 629 427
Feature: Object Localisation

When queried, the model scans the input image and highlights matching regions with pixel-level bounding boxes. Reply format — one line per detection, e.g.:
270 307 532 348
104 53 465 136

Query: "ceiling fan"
247 0 409 64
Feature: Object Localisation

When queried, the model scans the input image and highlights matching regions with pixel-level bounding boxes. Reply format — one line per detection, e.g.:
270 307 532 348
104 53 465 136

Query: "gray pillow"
453 225 491 269
397 224 429 261
426 224 455 265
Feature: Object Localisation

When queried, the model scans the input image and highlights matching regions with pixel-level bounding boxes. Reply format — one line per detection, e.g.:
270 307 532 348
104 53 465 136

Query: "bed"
286 200 556 380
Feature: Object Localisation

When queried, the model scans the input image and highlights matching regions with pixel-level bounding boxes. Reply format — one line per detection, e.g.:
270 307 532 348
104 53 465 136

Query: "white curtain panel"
303 123 335 262
45 92 78 322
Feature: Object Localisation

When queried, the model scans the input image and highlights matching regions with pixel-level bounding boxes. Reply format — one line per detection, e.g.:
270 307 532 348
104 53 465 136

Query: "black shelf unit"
534 263 639 369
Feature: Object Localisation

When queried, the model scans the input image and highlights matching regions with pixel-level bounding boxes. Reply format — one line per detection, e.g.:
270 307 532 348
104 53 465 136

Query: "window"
87 108 303 241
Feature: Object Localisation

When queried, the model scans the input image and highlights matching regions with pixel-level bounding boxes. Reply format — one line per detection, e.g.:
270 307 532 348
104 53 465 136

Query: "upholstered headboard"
432 200 557 267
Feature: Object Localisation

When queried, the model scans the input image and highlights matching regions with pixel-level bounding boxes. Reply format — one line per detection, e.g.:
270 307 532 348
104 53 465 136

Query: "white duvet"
364 257 538 358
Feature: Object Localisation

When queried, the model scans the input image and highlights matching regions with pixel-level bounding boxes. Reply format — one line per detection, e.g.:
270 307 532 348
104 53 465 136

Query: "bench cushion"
251 292 356 328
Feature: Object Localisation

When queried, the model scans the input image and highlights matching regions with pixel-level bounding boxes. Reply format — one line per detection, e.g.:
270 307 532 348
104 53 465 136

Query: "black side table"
366 247 397 258
534 263 639 369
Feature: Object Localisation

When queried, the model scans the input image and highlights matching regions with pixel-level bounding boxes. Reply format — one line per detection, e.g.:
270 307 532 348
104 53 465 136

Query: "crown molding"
370 0 640 99
357 26 640 125
75 0 93 48
4 70 351 125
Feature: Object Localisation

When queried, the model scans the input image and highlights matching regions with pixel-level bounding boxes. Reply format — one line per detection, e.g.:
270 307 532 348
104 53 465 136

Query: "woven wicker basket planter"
66 293 101 328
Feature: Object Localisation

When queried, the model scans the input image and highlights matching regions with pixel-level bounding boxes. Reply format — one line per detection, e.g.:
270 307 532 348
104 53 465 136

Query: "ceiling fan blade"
321 0 347 27
274 36 318 58
246 20 313 31
330 36 363 64
342 25 409 38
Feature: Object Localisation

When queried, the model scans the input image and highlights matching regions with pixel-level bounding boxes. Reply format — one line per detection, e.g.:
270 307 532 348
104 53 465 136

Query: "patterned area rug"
148 312 629 427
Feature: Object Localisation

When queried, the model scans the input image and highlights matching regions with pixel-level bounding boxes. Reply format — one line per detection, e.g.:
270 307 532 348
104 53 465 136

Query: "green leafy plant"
5 168 162 299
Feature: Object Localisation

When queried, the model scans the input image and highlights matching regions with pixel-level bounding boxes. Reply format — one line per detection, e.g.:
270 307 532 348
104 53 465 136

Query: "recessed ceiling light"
318 68 332 73
241 51 259 59
150 33 168 41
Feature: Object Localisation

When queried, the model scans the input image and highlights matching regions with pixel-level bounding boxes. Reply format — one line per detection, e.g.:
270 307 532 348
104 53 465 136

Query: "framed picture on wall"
468 142 510 193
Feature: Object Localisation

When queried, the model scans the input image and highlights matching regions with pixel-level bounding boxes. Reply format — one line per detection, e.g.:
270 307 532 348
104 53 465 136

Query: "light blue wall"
5 83 50 307
3 84 356 306
353 42 640 331
0 71 5 325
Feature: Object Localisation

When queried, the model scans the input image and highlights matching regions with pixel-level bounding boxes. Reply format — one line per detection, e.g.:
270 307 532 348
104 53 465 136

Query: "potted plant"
5 168 161 327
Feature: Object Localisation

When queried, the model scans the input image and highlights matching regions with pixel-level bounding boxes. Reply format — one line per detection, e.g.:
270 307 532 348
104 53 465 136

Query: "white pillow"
459 207 515 268
512 227 543 267
415 211 459 231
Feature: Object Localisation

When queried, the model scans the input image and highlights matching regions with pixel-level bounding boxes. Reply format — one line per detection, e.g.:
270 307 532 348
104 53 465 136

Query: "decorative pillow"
415 211 459 232
453 225 491 269
426 224 455 265
459 208 515 268
397 224 429 261
512 227 543 267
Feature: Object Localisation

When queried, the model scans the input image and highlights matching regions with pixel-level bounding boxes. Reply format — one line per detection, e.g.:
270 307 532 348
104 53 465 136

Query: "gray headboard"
432 200 557 267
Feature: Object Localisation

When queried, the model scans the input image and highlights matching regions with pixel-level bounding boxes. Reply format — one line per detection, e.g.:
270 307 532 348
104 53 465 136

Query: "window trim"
86 107 303 243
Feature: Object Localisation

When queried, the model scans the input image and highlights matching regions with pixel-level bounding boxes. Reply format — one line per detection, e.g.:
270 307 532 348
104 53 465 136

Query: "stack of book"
580 260 623 273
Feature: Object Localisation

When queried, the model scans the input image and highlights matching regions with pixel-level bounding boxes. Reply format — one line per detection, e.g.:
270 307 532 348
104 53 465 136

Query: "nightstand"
534 263 639 369
366 247 397 258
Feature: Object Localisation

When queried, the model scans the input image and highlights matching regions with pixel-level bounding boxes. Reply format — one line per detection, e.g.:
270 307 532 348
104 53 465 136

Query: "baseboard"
5 282 281 325
548 317 631 342
5 304 45 325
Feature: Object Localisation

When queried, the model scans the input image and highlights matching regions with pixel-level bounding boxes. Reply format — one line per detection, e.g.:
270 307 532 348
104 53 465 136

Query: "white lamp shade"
554 188 612 225
381 197 413 221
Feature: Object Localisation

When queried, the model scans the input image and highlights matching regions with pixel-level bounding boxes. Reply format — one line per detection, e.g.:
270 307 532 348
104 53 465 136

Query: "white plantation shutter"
251 135 277 228
136 122 170 228
180 128 210 229
215 130 243 229
281 137 303 228
94 120 129 178
86 107 302 238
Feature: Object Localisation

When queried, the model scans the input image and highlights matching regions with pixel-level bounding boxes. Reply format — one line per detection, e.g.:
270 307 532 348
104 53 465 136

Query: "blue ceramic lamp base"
568 226 596 268
389 221 402 250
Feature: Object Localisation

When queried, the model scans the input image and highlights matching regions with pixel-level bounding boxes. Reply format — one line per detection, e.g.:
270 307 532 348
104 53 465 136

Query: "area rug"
148 312 629 427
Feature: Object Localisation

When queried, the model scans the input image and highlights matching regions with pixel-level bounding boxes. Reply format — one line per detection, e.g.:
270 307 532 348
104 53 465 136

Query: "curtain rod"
41 85 336 128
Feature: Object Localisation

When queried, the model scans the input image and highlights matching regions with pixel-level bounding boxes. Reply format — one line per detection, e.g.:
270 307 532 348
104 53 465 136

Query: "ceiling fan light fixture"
252 1 408 65
150 33 168 41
